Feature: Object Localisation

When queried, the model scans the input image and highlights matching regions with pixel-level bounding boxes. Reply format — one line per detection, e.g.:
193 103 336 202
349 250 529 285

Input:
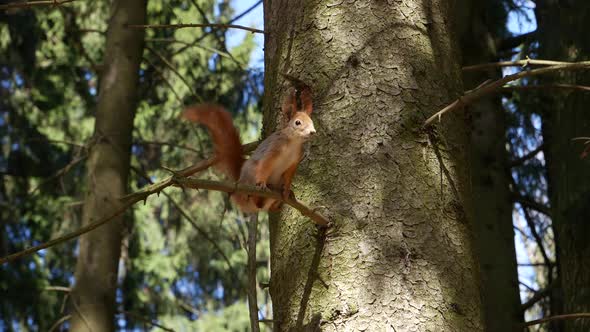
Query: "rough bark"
536 1 590 331
264 1 483 331
70 1 146 331
456 2 523 331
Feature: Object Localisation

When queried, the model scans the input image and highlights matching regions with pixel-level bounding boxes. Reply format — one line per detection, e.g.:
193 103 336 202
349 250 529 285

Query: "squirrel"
182 85 316 212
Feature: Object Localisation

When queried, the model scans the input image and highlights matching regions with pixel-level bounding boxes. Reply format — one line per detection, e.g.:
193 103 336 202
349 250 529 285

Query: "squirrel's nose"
309 128 316 135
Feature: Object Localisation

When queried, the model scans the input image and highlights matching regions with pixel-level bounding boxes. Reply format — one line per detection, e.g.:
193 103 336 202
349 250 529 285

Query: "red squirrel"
182 86 316 212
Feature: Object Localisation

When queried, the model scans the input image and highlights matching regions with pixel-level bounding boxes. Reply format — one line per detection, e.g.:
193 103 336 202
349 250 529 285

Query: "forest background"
0 0 589 331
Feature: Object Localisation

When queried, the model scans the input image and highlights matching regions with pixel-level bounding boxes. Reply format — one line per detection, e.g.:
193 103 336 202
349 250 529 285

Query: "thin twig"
425 61 590 126
127 23 264 34
48 314 71 332
0 0 75 10
44 286 71 292
509 144 545 168
71 296 93 332
463 59 577 72
515 195 552 216
120 310 175 332
247 213 261 332
29 155 88 194
523 313 590 328
521 282 555 312
146 46 199 99
521 206 552 267
129 165 236 278
135 139 201 154
0 189 149 265
502 84 590 92
143 56 184 105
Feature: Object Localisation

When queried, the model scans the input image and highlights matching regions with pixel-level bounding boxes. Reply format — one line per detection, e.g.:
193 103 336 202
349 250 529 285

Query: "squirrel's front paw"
256 182 269 191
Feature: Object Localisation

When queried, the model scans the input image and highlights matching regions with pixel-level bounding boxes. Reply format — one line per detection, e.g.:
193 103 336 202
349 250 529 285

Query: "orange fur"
182 104 244 181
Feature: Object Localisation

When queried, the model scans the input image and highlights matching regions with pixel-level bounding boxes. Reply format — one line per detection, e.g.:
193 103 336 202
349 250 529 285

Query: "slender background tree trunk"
264 1 483 330
457 2 523 331
536 1 590 331
70 1 146 331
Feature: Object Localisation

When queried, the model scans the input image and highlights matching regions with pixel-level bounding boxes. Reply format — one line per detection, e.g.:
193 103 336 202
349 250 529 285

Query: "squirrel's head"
288 112 316 139
282 86 316 140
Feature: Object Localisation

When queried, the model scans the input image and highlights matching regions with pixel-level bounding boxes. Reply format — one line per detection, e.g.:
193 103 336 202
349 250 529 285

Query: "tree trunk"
264 1 483 331
457 2 523 331
536 2 590 331
70 1 146 331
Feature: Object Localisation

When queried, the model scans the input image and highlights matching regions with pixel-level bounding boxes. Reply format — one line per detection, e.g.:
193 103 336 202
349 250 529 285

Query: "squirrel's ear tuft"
281 87 297 120
298 86 313 115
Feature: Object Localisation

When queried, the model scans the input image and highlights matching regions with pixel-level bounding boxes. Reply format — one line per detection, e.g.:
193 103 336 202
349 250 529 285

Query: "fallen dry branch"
425 60 590 126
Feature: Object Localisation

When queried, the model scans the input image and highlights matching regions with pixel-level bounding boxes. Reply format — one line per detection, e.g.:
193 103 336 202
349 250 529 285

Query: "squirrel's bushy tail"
182 104 244 181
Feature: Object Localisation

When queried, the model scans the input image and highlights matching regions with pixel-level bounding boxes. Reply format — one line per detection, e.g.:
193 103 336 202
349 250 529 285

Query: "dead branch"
44 286 71 292
120 310 175 332
463 59 577 72
514 194 552 217
0 0 76 11
247 213 261 332
425 60 590 126
523 313 590 328
48 314 71 332
509 144 545 168
172 177 330 226
502 84 590 93
521 207 552 268
0 159 329 264
146 46 198 99
521 282 556 312
127 23 264 34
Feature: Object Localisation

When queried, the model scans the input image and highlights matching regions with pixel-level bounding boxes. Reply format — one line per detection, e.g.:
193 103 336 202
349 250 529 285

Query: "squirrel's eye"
295 120 301 126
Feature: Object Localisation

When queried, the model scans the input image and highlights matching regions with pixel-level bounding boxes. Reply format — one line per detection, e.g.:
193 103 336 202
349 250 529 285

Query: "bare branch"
502 84 590 93
521 282 555 312
146 46 199 99
129 165 237 277
523 313 590 327
135 139 201 154
127 23 264 34
521 207 552 267
509 144 544 168
44 286 71 292
425 60 590 126
463 59 578 72
497 30 536 51
48 314 71 332
29 155 88 194
0 0 76 11
514 195 552 216
173 177 330 226
0 160 329 264
120 310 175 332
247 213 261 332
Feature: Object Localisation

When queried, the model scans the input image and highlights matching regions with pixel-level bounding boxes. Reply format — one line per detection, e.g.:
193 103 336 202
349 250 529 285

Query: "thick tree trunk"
536 2 590 331
70 1 146 331
264 1 483 331
457 3 523 331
